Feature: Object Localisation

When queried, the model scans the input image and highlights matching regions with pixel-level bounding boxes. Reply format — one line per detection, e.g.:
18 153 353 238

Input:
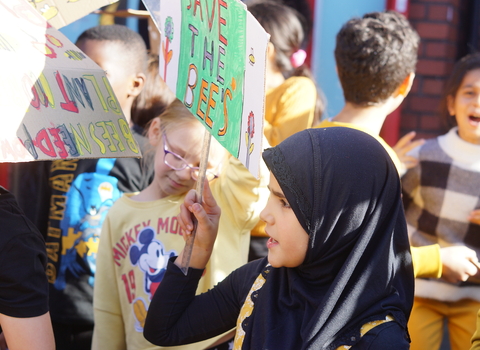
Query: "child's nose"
260 207 272 225
475 94 480 106
177 167 192 181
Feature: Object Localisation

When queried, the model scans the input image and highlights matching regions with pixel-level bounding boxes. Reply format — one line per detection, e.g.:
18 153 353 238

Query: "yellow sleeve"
214 150 270 233
264 77 316 146
92 216 126 350
411 244 442 279
471 309 480 350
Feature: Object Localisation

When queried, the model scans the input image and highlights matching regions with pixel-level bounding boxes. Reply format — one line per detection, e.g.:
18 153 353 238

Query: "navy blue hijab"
245 127 414 349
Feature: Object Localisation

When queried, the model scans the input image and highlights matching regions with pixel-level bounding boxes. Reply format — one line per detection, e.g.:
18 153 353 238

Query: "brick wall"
400 0 471 140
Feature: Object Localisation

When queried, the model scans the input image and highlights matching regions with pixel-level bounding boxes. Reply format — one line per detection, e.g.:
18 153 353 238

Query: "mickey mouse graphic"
129 227 175 298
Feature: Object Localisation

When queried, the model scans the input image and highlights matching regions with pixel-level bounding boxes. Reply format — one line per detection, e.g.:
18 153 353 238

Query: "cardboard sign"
0 0 141 163
29 0 118 29
144 0 269 178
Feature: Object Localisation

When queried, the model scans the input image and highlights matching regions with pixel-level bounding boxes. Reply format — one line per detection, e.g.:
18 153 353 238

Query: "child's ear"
395 72 415 97
129 72 146 98
267 42 275 59
266 42 277 68
447 95 455 116
147 117 162 146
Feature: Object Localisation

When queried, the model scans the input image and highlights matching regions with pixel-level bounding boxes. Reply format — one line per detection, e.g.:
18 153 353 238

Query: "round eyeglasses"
162 133 218 182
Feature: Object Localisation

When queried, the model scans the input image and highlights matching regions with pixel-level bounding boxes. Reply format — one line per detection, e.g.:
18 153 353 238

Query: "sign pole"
179 128 211 275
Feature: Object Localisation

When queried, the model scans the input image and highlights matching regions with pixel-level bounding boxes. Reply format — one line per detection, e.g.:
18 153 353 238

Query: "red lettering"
48 128 68 158
218 0 228 45
46 34 63 48
193 0 203 20
30 83 41 110
125 229 136 246
113 247 126 266
44 43 57 59
116 242 127 256
170 217 179 234
157 218 169 233
34 129 56 157
55 72 78 113
121 270 136 303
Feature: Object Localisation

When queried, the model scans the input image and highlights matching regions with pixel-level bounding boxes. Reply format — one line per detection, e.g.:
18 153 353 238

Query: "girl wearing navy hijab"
144 127 414 349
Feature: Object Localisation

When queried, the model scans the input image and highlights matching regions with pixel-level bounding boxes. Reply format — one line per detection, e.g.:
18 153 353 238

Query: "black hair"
76 24 148 74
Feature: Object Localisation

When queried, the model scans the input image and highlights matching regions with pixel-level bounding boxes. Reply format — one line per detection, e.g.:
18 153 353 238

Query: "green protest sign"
145 0 268 178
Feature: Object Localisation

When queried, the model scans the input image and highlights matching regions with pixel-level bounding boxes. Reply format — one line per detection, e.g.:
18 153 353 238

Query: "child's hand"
440 246 480 283
469 209 480 226
393 131 424 174
176 180 221 269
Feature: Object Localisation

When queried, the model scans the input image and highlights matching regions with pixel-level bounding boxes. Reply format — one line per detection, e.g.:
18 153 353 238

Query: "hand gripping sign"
143 0 269 273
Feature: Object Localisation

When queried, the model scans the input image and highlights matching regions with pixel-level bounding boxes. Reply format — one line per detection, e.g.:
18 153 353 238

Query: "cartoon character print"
129 227 175 332
130 227 176 297
54 158 121 290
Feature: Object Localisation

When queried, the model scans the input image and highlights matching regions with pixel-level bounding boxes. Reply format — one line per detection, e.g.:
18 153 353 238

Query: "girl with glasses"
92 99 269 350
144 127 414 349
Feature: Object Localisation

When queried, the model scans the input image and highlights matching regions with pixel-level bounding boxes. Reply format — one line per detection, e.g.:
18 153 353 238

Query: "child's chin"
267 255 281 268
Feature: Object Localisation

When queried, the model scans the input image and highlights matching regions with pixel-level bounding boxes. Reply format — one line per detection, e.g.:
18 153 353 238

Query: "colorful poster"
0 0 141 163
28 0 118 29
144 0 269 178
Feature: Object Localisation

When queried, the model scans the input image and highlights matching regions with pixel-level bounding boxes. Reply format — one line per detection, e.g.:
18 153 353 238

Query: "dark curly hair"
439 52 480 130
335 11 419 106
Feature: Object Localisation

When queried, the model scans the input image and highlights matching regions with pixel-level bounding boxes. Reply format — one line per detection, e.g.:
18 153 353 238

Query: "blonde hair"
160 99 199 134
146 99 225 169
145 98 199 144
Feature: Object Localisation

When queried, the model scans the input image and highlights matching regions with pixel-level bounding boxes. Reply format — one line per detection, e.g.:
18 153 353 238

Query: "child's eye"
280 198 291 208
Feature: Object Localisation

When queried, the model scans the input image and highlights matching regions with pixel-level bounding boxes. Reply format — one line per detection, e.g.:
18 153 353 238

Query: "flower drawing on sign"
163 16 174 80
245 111 255 168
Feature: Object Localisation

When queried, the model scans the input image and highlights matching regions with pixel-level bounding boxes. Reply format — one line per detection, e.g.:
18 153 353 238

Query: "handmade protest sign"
28 0 118 29
143 0 269 274
144 0 269 179
0 0 140 162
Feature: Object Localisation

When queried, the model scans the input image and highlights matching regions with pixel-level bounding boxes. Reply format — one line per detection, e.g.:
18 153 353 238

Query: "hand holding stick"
176 179 221 272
